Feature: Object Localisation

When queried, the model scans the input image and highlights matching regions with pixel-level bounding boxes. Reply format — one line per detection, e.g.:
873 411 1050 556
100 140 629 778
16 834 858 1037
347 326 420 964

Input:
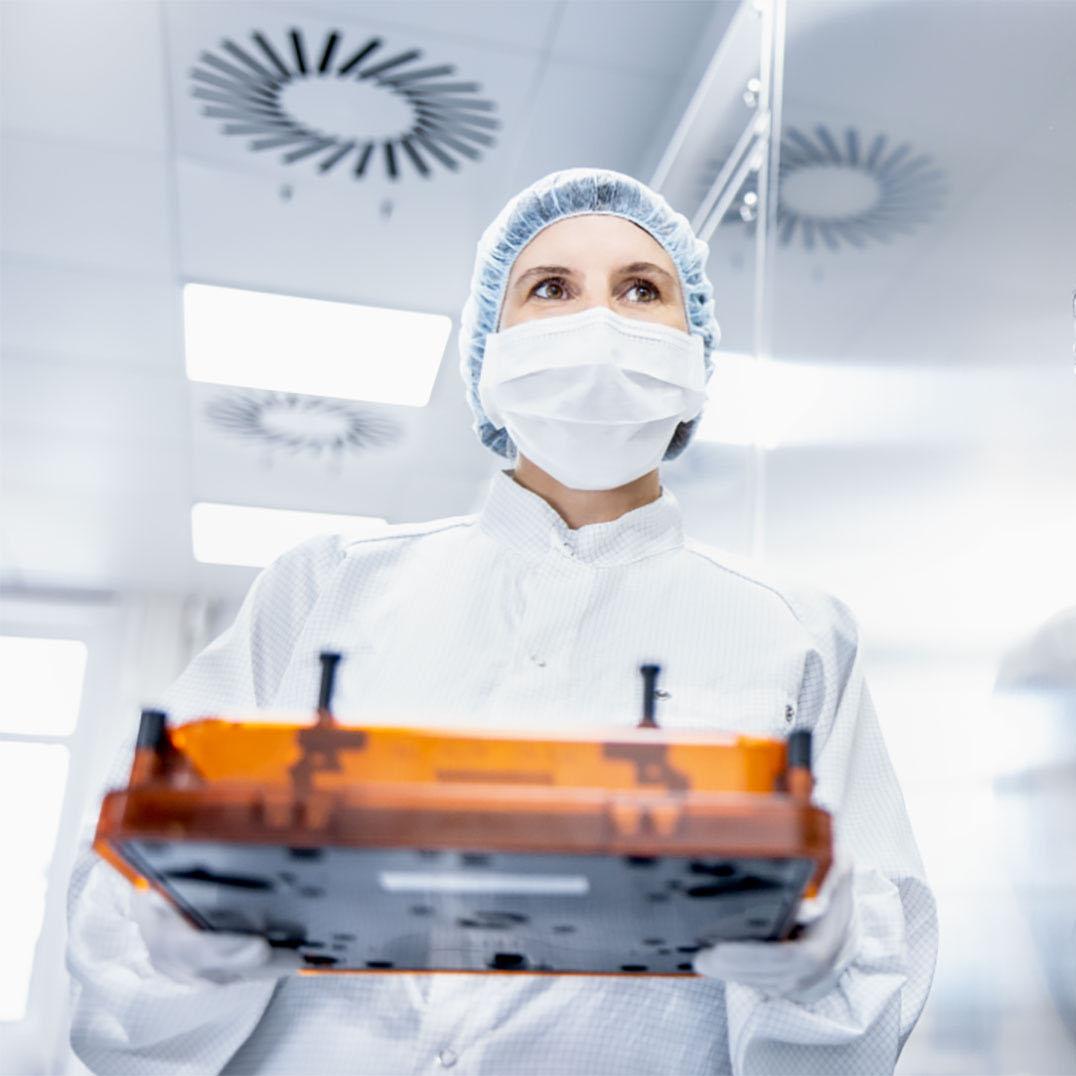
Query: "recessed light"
183 283 450 406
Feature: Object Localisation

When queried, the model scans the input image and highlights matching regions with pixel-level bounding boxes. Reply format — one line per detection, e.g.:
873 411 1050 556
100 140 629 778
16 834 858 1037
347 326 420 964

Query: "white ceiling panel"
1 432 189 511
1 436 193 590
0 259 180 368
0 1 168 152
287 0 560 55
492 58 680 189
1 134 173 274
0 351 191 445
171 153 483 314
549 1 736 78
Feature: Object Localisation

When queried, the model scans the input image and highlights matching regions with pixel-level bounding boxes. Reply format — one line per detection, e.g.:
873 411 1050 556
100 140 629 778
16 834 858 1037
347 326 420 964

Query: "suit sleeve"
66 534 347 1075
725 593 939 1075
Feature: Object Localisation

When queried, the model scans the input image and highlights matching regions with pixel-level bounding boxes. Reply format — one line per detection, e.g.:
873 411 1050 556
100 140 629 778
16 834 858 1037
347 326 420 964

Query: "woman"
67 168 937 1074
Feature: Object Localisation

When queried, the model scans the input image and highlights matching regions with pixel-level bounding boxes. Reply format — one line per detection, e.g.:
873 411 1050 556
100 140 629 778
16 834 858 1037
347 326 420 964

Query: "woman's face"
498 214 689 333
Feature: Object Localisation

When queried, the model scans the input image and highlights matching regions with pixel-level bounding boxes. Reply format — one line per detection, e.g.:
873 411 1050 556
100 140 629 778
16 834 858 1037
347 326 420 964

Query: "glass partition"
653 0 775 555
655 3 1075 1066
765 3 1076 1072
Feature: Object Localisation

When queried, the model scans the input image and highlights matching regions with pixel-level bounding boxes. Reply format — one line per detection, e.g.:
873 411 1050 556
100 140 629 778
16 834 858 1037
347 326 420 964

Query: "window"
0 636 87 1021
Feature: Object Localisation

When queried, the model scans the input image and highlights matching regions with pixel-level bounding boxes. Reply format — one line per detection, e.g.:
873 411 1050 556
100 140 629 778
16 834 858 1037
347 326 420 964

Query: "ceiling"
2 0 1073 652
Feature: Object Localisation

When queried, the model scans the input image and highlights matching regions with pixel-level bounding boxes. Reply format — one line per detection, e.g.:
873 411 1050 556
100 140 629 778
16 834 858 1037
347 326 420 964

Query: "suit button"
437 1048 458 1067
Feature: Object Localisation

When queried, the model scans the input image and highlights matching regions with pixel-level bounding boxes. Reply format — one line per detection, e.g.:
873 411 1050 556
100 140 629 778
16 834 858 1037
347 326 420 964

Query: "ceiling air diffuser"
190 27 500 180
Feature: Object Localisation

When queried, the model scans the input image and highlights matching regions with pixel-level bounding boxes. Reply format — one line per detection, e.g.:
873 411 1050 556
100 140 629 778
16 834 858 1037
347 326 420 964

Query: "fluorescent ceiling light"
183 283 451 407
192 502 388 568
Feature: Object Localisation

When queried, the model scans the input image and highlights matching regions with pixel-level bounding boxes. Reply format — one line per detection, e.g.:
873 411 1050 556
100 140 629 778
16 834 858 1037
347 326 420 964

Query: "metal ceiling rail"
649 0 788 560
693 111 770 242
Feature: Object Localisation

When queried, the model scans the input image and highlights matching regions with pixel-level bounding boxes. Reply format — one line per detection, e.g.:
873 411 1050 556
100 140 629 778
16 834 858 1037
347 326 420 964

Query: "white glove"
693 857 860 1003
131 888 304 986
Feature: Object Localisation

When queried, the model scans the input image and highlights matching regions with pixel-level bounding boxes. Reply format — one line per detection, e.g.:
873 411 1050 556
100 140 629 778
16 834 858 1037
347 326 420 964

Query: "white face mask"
478 305 707 491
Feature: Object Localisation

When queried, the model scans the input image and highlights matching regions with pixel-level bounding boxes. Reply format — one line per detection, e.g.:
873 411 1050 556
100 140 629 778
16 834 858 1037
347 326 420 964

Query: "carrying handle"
637 663 662 728
786 729 813 801
316 651 342 721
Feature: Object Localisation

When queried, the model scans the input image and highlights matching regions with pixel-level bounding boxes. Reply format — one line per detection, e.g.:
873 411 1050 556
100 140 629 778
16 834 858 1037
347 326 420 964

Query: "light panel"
183 283 451 407
192 502 388 568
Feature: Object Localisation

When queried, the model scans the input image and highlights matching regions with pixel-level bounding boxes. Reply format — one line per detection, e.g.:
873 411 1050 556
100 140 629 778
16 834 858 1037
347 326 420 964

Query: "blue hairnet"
457 167 721 462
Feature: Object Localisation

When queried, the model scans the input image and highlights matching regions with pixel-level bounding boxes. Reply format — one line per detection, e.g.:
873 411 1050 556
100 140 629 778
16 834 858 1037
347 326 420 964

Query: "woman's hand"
692 856 860 1004
130 888 305 986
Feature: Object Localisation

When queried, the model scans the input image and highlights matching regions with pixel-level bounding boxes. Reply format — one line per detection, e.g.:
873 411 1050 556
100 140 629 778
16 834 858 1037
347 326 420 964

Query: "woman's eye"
530 276 661 302
531 277 569 300
625 279 660 302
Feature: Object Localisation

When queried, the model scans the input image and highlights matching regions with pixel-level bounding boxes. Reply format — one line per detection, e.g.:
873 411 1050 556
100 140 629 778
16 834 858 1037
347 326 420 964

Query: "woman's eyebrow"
620 261 675 284
513 261 676 288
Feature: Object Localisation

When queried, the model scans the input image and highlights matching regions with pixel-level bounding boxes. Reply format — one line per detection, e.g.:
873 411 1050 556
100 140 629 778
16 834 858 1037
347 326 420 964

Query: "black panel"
122 840 814 974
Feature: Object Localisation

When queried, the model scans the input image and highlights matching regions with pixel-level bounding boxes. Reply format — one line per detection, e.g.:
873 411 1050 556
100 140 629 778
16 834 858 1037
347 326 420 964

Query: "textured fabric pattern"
67 469 937 1075
457 167 721 462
